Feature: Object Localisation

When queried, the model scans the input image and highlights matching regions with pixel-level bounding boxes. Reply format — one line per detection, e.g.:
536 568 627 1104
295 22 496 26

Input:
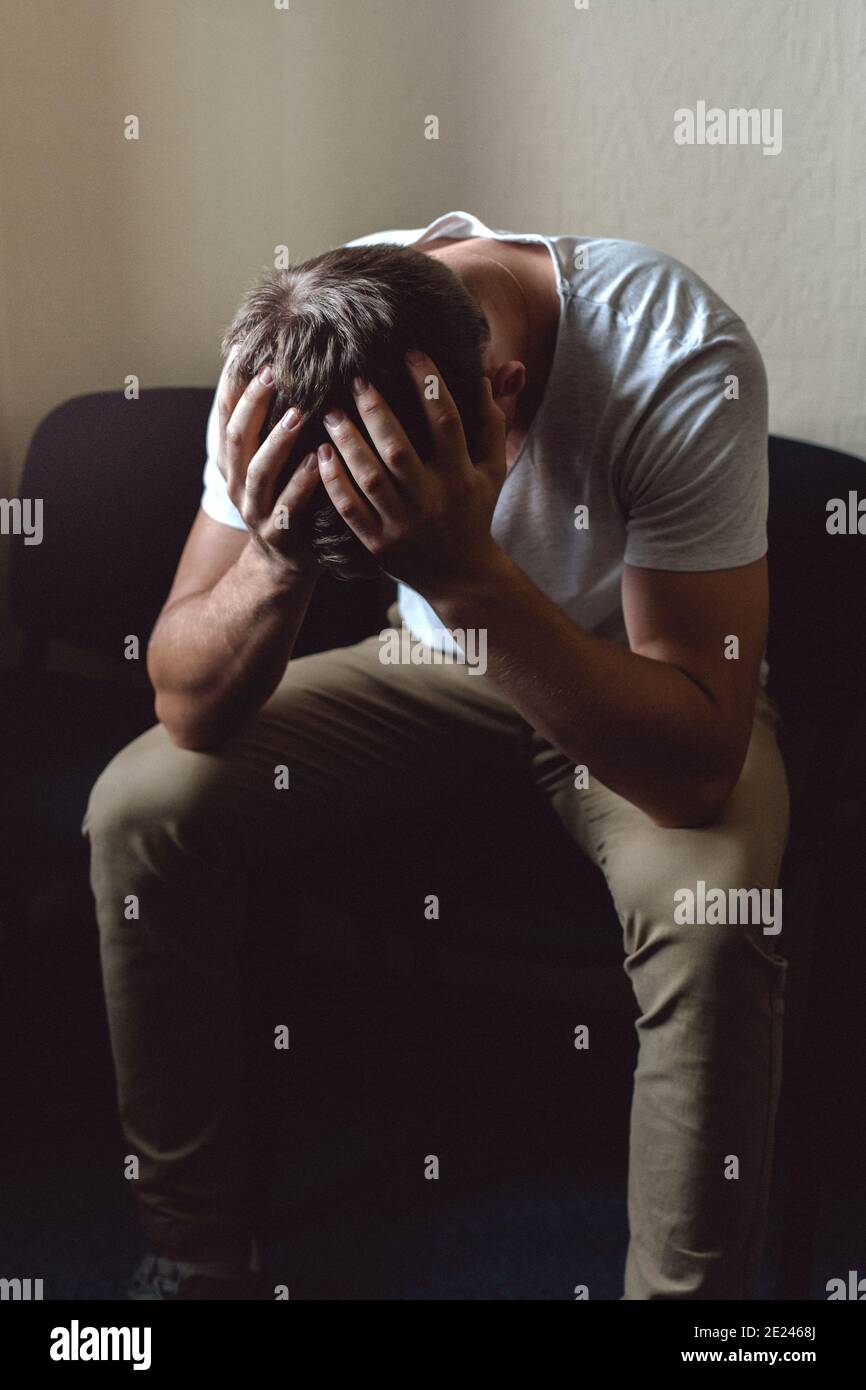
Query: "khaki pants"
82 604 790 1299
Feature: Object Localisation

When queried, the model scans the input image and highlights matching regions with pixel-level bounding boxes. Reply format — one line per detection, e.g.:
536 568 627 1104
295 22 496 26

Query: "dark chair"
1 388 392 894
4 388 864 1298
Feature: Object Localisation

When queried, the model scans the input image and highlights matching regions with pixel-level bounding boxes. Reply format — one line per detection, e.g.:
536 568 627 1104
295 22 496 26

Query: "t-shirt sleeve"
199 367 247 531
621 320 769 571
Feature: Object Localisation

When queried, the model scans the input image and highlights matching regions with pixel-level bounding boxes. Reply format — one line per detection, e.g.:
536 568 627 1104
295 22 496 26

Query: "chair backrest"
9 395 864 793
765 436 866 812
8 388 394 668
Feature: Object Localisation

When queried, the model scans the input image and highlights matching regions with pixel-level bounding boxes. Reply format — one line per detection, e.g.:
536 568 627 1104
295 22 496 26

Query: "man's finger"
242 403 305 528
261 451 322 546
349 377 425 496
220 364 276 510
216 346 244 449
322 406 407 523
402 350 472 480
317 442 381 550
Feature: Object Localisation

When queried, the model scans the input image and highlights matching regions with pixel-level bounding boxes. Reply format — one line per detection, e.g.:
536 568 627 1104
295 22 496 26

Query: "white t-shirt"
200 210 770 680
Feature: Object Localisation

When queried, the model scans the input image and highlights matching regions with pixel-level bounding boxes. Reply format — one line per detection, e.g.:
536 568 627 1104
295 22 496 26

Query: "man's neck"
492 242 561 460
424 234 562 466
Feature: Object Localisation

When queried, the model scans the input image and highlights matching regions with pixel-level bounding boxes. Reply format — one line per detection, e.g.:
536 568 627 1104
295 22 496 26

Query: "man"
83 210 790 1300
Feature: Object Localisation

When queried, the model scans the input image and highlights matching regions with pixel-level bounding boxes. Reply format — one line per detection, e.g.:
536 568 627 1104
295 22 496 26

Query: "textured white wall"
0 0 863 667
453 0 865 456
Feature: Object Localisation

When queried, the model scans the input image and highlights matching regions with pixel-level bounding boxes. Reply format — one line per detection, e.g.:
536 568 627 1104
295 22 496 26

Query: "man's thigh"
255 626 525 816
84 614 529 858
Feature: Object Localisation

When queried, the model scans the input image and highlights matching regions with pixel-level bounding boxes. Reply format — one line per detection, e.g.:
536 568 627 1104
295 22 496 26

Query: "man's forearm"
147 540 318 749
424 549 743 828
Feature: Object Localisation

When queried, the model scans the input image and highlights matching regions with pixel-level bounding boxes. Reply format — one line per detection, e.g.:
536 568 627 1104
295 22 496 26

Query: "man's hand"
317 350 507 592
218 356 321 577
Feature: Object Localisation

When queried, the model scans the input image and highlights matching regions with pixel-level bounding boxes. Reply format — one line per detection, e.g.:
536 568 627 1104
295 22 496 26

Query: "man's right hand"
146 357 326 747
218 356 321 576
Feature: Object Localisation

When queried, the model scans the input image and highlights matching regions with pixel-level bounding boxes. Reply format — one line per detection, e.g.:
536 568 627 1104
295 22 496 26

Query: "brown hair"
220 243 491 577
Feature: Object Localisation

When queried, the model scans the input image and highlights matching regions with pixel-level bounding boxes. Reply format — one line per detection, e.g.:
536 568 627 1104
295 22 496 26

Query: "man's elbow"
648 771 739 830
153 691 227 752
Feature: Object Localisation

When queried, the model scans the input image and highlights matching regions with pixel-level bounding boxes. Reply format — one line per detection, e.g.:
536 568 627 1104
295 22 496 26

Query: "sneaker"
127 1240 271 1301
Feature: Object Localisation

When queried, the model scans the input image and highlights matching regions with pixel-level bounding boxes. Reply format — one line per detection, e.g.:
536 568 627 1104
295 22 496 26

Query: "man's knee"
605 822 784 968
82 723 223 851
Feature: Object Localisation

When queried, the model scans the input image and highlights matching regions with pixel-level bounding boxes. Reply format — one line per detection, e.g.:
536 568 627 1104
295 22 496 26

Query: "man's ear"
488 361 526 427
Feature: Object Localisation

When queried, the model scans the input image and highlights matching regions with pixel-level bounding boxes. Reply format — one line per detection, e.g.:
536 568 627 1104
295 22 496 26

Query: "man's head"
220 243 492 578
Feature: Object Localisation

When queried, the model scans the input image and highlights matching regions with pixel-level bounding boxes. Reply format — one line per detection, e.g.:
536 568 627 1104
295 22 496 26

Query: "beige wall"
1 0 863 669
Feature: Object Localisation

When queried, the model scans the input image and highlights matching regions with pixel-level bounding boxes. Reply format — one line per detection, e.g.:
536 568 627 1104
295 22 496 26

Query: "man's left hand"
317 350 507 593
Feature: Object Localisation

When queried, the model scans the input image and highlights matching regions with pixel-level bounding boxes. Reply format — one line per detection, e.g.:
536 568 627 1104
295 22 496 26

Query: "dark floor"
2 799 865 1301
